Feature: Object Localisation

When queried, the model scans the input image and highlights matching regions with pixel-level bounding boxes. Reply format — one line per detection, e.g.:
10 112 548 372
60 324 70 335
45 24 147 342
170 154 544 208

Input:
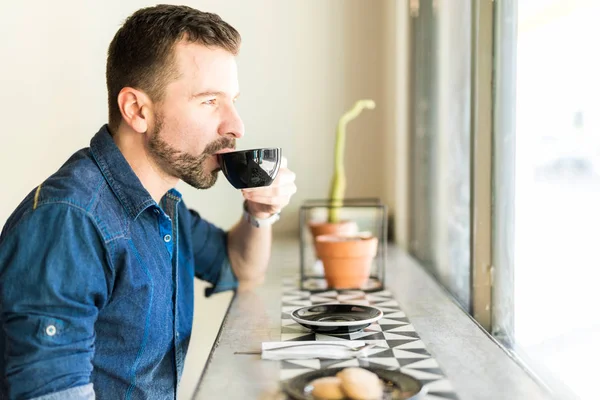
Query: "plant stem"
328 99 376 223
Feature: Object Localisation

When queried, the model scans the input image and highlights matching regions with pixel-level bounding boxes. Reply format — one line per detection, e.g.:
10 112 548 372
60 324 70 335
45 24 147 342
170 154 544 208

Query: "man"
0 4 296 399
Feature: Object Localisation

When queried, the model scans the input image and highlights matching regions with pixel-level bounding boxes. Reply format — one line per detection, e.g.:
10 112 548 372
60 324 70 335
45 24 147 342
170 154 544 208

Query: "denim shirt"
0 125 238 400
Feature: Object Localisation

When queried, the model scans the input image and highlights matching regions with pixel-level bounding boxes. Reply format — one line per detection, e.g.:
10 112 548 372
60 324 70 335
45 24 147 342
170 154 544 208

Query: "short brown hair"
106 5 241 131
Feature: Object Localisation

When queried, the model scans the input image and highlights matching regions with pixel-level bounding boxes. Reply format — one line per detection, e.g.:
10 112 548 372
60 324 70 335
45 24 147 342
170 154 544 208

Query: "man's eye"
203 99 217 105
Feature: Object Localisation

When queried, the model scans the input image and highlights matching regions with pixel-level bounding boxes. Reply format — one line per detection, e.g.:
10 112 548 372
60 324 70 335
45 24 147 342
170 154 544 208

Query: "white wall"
0 0 396 236
383 0 411 247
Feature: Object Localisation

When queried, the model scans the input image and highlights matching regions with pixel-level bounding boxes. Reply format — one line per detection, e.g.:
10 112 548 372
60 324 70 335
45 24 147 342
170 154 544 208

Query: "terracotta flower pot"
308 220 359 240
314 233 378 290
307 221 359 272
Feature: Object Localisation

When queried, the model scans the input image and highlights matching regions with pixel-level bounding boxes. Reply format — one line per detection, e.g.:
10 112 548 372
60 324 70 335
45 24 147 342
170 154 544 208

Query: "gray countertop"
193 239 552 400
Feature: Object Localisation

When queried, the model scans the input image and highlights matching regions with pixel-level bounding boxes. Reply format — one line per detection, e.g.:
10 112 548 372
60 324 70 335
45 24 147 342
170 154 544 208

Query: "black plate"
281 367 424 400
291 304 383 334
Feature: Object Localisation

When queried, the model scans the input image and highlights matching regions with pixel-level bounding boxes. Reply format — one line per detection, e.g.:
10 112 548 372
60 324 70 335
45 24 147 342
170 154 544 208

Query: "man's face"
147 42 243 189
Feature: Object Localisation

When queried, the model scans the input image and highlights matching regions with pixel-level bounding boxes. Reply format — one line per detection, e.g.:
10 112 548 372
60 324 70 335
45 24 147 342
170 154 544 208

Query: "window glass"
410 0 472 309
514 2 600 399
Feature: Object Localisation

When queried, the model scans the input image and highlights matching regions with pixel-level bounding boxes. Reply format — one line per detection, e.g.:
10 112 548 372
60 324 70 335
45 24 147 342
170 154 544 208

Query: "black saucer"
291 304 383 334
281 366 424 400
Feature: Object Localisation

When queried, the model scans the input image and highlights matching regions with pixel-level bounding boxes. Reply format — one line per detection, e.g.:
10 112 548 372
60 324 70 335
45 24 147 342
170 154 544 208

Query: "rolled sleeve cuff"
30 383 95 400
204 257 239 297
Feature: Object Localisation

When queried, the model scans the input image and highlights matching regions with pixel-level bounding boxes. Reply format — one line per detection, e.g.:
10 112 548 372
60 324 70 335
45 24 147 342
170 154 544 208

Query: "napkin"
261 341 368 360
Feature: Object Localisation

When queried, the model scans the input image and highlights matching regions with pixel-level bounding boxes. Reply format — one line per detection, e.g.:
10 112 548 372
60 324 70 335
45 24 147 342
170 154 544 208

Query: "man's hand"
228 156 296 290
242 157 297 219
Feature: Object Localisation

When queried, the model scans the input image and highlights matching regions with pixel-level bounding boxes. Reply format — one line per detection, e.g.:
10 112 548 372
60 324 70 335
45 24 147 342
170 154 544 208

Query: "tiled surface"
279 278 459 400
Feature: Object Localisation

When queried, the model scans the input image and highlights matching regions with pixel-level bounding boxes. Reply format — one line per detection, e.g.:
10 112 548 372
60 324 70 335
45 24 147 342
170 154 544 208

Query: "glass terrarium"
298 198 388 292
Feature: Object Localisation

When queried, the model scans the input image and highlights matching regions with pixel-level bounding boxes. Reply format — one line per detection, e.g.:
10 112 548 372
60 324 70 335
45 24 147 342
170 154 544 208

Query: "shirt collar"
90 124 180 220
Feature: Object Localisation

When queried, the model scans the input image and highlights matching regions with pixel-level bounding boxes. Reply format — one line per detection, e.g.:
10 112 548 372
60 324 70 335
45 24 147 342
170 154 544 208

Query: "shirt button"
164 234 172 243
153 209 160 215
46 325 57 336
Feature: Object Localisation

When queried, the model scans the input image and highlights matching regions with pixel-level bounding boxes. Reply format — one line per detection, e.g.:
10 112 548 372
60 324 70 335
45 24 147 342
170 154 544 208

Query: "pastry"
310 376 345 400
336 367 383 400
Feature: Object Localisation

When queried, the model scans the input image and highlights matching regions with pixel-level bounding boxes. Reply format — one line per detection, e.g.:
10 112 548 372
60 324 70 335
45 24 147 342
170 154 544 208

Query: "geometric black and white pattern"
280 277 460 400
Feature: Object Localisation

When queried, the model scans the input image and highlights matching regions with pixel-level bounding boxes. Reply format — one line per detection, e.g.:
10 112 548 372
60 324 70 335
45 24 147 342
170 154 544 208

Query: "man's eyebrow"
191 91 241 99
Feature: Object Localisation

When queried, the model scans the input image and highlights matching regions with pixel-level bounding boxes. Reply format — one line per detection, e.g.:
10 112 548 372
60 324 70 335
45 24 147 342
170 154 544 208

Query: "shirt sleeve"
29 383 95 400
186 209 238 297
0 203 109 399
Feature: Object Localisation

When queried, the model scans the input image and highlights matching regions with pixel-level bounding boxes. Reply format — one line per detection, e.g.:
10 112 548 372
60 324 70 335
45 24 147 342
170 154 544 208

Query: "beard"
147 115 236 189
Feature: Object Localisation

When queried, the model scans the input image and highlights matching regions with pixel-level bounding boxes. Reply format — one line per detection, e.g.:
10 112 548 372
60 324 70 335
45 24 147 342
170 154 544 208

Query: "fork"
235 342 375 355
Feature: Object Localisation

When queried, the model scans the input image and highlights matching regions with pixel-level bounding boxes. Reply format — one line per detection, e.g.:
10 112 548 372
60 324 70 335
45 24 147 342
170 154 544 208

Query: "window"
408 1 598 398
511 1 600 399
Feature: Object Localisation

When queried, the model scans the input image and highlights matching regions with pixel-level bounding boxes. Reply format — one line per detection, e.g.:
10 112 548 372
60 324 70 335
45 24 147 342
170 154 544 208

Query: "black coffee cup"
217 148 282 189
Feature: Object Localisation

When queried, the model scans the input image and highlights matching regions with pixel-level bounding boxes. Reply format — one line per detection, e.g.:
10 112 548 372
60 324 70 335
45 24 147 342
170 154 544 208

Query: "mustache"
204 137 237 155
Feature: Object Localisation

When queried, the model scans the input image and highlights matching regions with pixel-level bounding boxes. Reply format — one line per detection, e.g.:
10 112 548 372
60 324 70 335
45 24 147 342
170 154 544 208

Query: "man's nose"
218 104 244 139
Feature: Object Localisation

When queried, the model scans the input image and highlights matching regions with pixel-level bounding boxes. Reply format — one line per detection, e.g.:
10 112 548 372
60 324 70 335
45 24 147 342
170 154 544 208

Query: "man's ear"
117 87 153 133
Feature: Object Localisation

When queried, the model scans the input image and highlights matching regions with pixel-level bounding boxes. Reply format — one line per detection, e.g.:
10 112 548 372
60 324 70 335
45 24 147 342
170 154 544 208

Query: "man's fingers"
242 170 295 193
243 193 293 207
243 184 297 200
